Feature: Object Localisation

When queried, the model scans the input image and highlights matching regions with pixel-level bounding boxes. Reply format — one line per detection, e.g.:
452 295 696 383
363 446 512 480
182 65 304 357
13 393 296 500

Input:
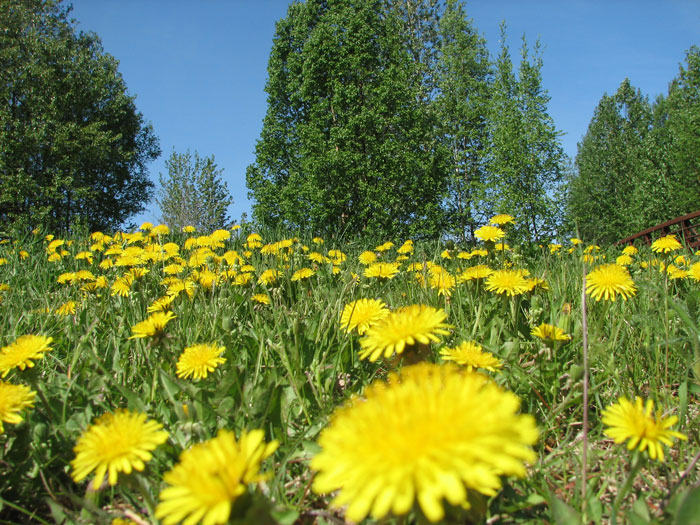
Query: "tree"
435 0 491 242
246 0 447 239
487 26 567 242
568 79 652 243
156 150 232 233
0 0 160 234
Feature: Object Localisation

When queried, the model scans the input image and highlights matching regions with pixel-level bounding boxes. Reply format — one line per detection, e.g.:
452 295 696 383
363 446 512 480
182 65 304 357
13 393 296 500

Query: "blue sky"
69 1 700 226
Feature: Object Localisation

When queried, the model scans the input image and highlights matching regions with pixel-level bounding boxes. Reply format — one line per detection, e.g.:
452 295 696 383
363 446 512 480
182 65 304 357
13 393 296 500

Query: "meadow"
0 218 698 524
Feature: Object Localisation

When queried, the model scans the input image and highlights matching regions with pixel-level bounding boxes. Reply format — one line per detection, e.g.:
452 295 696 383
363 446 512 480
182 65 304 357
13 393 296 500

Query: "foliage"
156 150 233 232
247 0 446 240
435 0 491 242
568 79 652 243
0 0 160 235
487 27 568 243
248 1 568 243
568 47 700 243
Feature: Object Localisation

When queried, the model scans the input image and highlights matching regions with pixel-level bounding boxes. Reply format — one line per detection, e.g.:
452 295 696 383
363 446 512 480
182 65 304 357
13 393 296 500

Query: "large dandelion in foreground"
586 264 637 301
311 363 538 522
601 396 686 462
358 305 451 361
156 429 278 525
71 410 168 486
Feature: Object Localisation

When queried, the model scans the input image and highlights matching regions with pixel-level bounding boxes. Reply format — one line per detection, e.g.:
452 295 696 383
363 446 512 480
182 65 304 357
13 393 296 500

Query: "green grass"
0 227 698 524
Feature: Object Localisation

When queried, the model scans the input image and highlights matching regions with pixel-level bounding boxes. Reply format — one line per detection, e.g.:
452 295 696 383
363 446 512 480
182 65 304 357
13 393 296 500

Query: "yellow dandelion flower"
428 266 456 297
531 323 571 342
474 225 505 243
129 311 176 339
251 293 270 305
689 262 700 282
311 363 537 523
148 295 176 313
396 241 414 254
358 251 378 265
485 270 529 296
364 262 400 280
616 254 634 266
0 381 36 433
182 225 196 233
651 234 682 254
176 343 226 380
291 268 315 281
359 305 452 362
440 341 503 372
111 275 134 297
340 299 389 335
258 269 281 286
156 429 278 525
586 264 637 302
602 397 687 462
621 245 638 256
55 301 78 316
0 335 53 378
71 410 168 486
458 264 493 283
313 236 324 245
375 241 394 252
570 238 583 245
489 213 515 225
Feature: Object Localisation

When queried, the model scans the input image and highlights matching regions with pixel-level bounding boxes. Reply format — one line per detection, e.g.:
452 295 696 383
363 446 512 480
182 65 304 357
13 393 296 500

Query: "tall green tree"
435 0 491 242
156 150 232 233
568 79 652 243
488 27 567 242
0 0 160 234
246 0 447 239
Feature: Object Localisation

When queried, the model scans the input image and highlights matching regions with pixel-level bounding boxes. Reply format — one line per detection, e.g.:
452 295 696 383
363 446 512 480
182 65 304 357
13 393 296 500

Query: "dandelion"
156 429 278 525
0 335 53 378
375 241 394 252
358 251 378 265
364 262 400 280
586 264 637 302
176 344 227 380
651 234 682 254
359 305 451 362
602 397 687 462
531 323 571 342
311 363 537 523
291 268 315 281
570 238 583 245
251 293 270 305
616 254 634 266
621 245 638 256
182 225 196 233
489 213 515 226
458 264 493 283
147 295 176 313
440 341 503 372
71 410 168 486
474 225 505 243
0 381 36 433
485 270 529 296
428 266 456 296
340 299 389 335
55 301 78 316
129 311 176 339
258 269 281 286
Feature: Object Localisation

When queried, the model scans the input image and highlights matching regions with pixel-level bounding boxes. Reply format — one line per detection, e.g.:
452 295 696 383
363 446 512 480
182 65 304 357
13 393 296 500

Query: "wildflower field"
0 219 699 524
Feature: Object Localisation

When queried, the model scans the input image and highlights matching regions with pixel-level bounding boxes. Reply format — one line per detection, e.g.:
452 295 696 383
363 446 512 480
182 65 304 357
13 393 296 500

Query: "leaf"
674 486 700 525
548 493 581 524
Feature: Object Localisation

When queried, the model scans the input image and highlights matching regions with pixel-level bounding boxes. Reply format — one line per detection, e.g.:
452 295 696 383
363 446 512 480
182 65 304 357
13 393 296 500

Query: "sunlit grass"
0 226 698 524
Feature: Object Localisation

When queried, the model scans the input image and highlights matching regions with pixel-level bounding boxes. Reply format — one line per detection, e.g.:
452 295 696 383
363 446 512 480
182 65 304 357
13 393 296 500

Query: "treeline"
247 0 567 243
567 47 700 244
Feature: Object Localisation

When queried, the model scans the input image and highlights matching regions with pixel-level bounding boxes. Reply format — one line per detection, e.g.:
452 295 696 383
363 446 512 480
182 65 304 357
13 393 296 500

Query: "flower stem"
611 452 643 525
